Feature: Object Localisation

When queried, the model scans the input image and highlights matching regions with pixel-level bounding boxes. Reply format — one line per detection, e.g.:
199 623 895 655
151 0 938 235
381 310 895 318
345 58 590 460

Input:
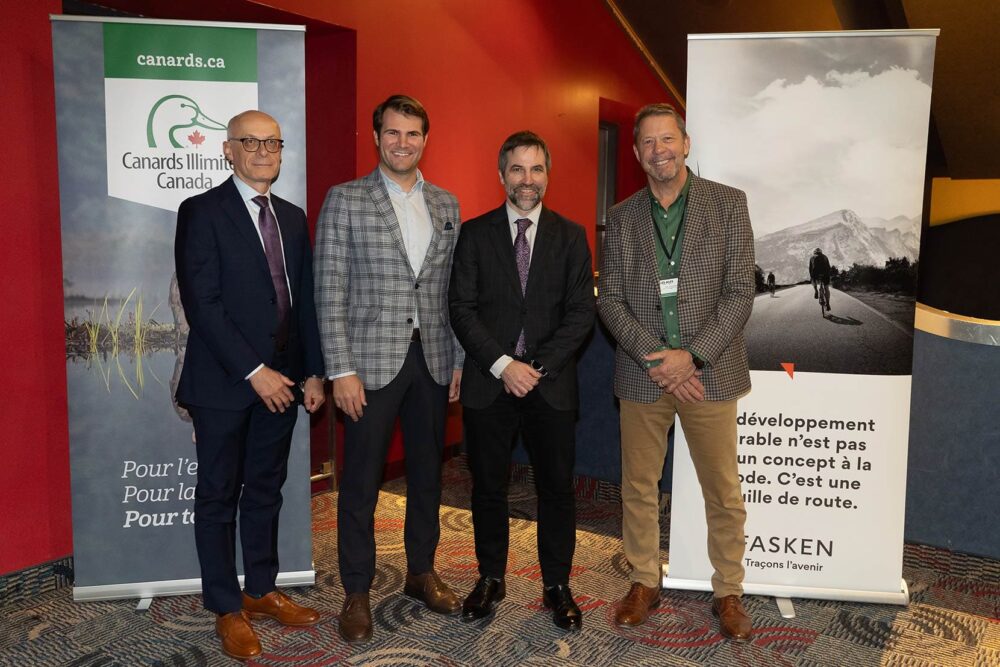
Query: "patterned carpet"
2 456 999 666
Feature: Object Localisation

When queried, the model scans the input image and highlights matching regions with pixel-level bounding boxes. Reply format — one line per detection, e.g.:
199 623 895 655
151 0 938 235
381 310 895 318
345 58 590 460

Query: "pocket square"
444 221 454 230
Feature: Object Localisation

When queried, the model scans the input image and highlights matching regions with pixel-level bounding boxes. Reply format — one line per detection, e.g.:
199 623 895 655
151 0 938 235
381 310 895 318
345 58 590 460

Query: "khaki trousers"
620 395 746 597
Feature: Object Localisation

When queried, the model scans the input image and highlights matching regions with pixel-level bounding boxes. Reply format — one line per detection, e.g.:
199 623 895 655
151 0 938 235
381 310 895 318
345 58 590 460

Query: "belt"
411 328 421 342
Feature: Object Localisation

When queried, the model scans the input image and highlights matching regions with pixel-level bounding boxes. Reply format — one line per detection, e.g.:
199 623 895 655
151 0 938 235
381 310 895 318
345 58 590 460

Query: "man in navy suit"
449 131 595 629
175 110 325 661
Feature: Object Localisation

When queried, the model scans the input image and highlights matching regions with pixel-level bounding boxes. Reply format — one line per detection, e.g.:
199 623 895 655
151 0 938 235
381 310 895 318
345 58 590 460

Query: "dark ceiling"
607 0 1000 180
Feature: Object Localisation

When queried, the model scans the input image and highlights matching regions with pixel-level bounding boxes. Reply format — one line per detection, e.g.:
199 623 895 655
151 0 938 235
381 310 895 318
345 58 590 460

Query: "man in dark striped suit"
597 103 755 641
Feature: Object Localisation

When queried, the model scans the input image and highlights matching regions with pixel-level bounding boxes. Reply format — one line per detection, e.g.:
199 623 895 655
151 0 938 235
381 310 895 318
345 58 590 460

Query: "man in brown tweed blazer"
597 103 755 640
314 95 464 644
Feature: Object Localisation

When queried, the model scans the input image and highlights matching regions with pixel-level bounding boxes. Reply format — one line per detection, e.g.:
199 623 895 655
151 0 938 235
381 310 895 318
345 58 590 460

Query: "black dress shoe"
462 576 505 621
542 584 582 630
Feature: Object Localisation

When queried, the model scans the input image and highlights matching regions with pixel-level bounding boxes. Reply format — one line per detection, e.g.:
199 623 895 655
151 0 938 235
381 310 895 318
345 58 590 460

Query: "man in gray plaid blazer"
597 104 755 640
314 95 464 644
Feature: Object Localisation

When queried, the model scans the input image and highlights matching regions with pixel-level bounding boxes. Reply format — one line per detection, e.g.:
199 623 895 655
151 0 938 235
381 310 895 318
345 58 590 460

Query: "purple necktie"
514 218 532 357
252 195 291 345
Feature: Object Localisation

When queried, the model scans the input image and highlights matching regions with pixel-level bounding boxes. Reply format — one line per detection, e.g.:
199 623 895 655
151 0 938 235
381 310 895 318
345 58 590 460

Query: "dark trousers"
189 401 297 614
463 389 577 587
338 341 449 593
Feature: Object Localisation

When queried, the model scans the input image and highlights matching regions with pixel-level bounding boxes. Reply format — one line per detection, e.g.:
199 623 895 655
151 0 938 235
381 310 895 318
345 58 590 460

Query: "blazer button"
270 297 276 304
655 304 661 311
659 336 667 343
414 282 420 289
270 334 276 340
407 317 414 324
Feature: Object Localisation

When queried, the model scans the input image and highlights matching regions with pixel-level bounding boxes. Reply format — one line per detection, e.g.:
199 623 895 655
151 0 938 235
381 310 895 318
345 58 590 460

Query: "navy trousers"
189 400 297 614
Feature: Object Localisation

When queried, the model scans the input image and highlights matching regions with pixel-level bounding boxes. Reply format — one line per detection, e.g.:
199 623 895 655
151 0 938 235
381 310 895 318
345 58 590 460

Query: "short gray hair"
633 103 687 144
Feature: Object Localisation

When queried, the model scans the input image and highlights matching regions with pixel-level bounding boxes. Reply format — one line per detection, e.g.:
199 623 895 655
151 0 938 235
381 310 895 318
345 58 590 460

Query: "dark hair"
498 130 551 173
373 94 429 135
633 103 687 145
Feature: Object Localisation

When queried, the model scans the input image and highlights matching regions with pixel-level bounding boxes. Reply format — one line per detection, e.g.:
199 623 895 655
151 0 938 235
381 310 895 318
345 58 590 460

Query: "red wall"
1 0 74 575
1 0 669 575
275 0 666 247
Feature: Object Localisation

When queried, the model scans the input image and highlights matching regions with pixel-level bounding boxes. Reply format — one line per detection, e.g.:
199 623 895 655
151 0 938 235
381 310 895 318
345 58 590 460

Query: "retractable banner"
666 30 938 603
52 16 312 600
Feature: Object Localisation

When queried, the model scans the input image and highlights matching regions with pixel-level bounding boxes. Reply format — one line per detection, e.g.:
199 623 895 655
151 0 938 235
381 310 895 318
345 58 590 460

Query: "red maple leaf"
188 130 205 146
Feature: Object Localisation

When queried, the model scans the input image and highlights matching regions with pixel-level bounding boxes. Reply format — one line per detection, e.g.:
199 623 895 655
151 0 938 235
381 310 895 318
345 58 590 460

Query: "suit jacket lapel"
220 178 271 282
365 169 411 272
489 206 522 297
629 189 660 291
524 207 556 298
417 185 446 279
679 174 707 270
271 195 298 280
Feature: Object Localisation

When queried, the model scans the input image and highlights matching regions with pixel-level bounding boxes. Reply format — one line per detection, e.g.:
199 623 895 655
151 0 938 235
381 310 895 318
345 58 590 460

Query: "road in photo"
746 285 913 375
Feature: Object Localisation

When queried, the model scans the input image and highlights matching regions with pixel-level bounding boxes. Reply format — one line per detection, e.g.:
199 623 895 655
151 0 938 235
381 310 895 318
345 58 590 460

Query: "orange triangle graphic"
780 363 795 379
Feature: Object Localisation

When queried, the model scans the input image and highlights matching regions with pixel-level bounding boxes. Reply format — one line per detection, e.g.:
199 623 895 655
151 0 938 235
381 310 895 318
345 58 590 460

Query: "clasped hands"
644 349 704 403
501 360 541 398
250 367 326 414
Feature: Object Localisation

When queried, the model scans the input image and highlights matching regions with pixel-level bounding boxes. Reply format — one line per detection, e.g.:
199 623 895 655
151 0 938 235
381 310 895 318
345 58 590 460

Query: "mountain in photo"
755 209 920 284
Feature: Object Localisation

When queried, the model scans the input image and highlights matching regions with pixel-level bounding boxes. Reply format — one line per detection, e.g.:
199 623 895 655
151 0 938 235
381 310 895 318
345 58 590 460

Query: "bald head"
227 110 280 138
223 110 283 194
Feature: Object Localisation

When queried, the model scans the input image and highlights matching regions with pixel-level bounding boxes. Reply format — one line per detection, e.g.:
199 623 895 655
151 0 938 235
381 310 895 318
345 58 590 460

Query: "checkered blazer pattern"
597 175 755 403
314 169 464 390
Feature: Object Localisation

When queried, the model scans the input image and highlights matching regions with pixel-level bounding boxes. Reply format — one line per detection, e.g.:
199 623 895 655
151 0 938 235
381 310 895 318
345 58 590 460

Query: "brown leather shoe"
404 570 461 615
243 590 320 626
338 592 373 644
712 595 753 640
215 610 261 661
614 582 661 627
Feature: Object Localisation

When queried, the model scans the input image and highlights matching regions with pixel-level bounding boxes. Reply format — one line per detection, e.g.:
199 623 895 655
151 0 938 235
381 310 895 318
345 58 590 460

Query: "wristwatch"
529 359 549 377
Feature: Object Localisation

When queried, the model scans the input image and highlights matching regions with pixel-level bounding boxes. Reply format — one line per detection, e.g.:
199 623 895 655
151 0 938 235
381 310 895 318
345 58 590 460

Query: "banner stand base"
135 597 152 611
775 596 796 618
73 569 316 602
661 564 910 606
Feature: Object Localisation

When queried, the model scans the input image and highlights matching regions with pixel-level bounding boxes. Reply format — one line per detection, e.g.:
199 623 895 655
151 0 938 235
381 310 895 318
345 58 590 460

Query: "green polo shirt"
651 171 691 350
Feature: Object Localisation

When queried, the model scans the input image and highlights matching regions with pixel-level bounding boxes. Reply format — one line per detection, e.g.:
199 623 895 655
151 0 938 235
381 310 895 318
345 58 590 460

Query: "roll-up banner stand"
666 30 938 607
51 16 313 601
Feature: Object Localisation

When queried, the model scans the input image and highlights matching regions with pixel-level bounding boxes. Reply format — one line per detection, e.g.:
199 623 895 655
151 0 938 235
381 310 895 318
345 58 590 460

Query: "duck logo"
146 95 227 149
105 78 256 212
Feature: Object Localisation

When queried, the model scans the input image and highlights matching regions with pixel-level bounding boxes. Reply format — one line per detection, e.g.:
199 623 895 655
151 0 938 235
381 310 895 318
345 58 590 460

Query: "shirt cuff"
245 363 264 380
329 370 357 380
490 355 514 379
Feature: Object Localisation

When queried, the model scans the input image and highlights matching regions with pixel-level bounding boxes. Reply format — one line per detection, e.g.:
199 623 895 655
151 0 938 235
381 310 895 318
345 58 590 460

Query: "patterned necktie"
252 195 291 346
514 218 533 357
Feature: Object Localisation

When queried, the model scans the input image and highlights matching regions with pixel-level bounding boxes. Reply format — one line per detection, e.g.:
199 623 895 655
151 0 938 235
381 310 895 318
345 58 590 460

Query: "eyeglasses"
229 137 284 153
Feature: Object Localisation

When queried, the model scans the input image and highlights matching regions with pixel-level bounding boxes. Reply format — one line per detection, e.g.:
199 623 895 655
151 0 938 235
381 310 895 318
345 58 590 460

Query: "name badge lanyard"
653 211 683 275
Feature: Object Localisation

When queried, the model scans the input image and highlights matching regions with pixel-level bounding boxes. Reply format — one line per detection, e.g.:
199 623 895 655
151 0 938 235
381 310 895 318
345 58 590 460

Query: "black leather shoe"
542 584 582 630
462 576 505 621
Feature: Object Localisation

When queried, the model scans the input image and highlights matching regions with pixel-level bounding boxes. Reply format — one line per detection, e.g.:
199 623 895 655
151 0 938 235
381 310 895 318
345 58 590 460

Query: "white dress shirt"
490 202 543 378
381 167 432 327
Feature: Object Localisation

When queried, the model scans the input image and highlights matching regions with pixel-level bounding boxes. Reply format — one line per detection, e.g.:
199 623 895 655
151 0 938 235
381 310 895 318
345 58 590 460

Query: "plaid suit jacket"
597 174 754 403
314 168 464 389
